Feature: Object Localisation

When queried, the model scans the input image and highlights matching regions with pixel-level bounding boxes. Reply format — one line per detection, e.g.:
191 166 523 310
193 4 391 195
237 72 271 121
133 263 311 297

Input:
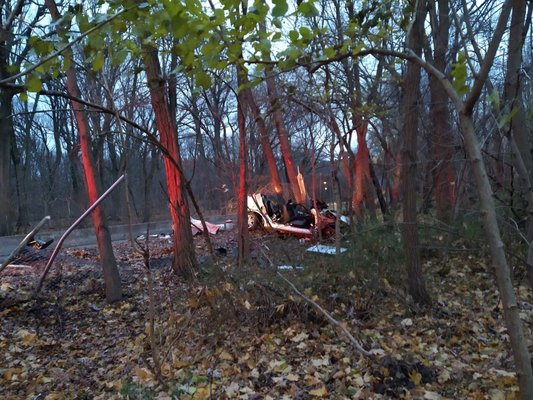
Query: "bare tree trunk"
428 0 456 224
265 68 304 203
142 45 197 276
401 0 430 304
411 0 533 392
352 120 373 217
45 0 122 303
236 64 250 266
244 87 284 196
502 0 533 289
0 21 16 235
459 113 533 398
0 90 15 235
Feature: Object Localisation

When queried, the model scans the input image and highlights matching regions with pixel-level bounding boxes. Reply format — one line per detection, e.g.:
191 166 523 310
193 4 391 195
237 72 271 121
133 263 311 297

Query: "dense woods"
1 0 533 398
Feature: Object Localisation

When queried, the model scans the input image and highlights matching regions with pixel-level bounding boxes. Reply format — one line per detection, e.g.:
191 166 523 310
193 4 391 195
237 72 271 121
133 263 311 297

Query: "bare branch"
277 271 375 359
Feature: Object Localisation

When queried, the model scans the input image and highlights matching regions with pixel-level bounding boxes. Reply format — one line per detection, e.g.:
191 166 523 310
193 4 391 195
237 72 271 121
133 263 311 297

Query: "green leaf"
63 55 72 71
351 42 365 55
196 72 212 89
289 30 299 43
272 17 282 29
92 51 105 71
323 47 336 59
271 0 288 17
32 39 55 56
163 0 183 17
487 90 500 111
451 52 469 97
111 49 128 67
77 13 91 33
497 106 519 129
26 74 42 92
19 92 28 102
299 26 312 40
297 1 318 17
6 64 20 74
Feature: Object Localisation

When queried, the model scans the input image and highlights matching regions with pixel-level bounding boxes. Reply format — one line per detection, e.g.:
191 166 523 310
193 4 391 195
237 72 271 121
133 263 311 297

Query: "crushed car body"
247 193 347 239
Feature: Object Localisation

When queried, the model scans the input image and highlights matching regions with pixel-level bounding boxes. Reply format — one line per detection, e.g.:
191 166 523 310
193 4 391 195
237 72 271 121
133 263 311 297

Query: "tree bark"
0 88 15 235
428 0 456 224
0 4 17 235
401 0 431 304
406 0 533 392
502 0 533 289
142 45 197 276
459 113 533 398
236 63 250 266
265 68 304 203
45 0 122 303
244 86 284 196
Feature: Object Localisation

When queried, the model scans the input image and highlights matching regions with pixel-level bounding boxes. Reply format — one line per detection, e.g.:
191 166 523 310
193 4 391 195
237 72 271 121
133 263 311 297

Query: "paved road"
0 216 234 260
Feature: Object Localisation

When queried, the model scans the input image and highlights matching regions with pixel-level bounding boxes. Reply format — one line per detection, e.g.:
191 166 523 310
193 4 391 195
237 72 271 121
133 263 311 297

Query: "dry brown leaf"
309 385 328 397
287 373 299 382
134 367 153 382
219 350 234 361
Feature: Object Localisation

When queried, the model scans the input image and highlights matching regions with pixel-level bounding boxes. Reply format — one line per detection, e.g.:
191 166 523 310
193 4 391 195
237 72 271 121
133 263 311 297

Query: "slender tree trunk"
428 0 456 224
265 68 304 203
412 0 533 392
352 120 373 216
45 0 121 303
244 87 284 196
0 22 15 235
401 0 430 304
142 45 197 276
459 113 533 398
502 0 533 289
0 90 14 235
236 64 250 266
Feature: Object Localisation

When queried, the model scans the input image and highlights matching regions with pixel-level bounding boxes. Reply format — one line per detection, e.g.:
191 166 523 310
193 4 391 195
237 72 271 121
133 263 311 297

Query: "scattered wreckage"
247 193 349 239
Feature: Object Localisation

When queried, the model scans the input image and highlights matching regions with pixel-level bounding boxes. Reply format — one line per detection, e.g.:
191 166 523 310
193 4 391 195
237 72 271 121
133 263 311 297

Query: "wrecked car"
247 193 348 238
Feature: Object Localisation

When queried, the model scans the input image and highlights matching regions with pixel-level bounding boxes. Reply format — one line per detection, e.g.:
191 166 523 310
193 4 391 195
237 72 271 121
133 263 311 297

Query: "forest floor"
0 227 532 399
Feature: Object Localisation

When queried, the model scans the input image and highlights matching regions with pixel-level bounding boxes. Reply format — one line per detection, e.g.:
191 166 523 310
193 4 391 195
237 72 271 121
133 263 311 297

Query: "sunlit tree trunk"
401 0 430 304
265 67 304 203
45 0 122 303
244 87 284 196
352 119 372 216
142 45 197 276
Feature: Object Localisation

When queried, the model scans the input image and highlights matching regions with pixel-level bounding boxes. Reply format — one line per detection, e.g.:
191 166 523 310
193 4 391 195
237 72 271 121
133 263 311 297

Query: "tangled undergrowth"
0 226 531 399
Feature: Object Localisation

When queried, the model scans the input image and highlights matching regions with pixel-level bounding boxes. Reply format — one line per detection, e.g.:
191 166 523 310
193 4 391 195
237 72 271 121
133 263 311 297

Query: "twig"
33 174 125 295
277 271 376 359
0 215 51 275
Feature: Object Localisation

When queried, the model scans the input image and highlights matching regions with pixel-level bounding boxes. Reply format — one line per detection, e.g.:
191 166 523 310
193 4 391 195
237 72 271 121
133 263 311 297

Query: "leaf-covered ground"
0 229 531 399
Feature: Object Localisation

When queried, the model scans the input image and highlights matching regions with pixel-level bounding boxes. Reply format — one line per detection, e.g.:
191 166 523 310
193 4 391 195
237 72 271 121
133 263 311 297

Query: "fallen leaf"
134 367 153 382
438 369 451 383
401 318 413 327
3 368 23 380
225 381 239 396
219 350 234 361
423 391 442 400
287 373 299 382
309 386 328 397
291 332 309 343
